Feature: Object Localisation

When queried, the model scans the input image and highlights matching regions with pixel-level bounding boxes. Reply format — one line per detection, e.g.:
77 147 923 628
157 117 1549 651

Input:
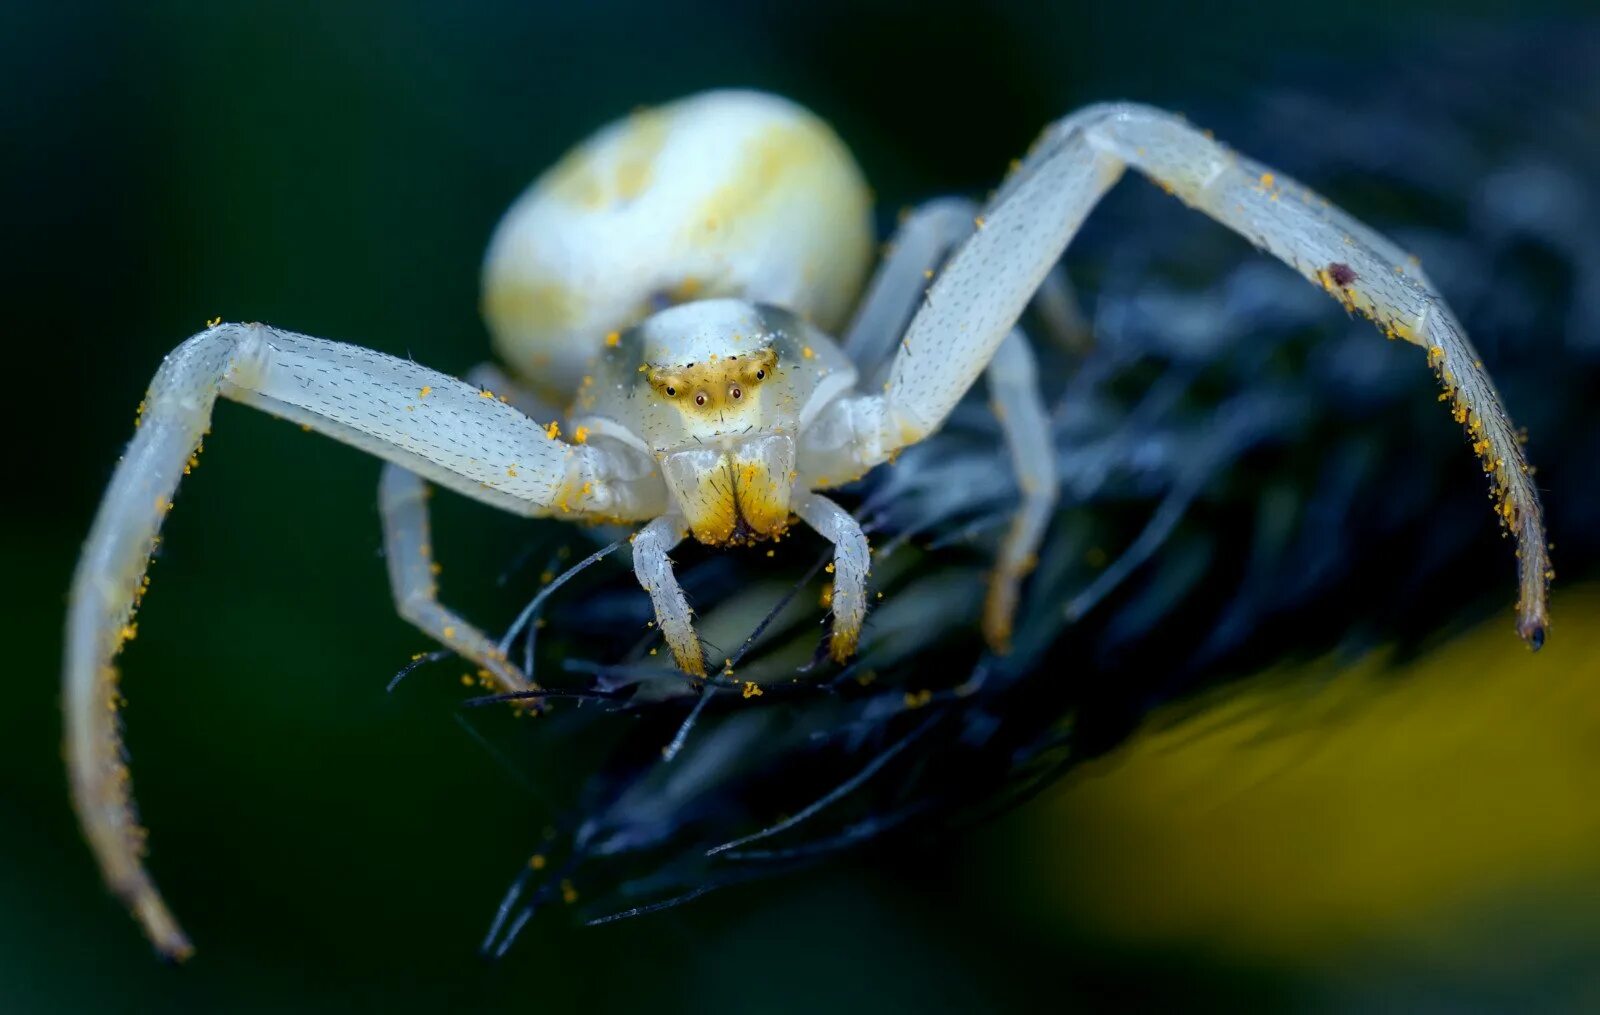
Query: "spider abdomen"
482 90 874 401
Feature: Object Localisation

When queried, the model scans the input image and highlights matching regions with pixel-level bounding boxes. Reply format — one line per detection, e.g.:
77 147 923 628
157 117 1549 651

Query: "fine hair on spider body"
64 88 1549 959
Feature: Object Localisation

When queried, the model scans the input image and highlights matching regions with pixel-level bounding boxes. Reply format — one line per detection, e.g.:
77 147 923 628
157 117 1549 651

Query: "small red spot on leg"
1327 262 1358 287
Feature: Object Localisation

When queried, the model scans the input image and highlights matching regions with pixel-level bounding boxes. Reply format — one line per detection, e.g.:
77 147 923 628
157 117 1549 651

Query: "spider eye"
755 369 765 380
694 392 707 407
730 385 743 400
665 386 676 397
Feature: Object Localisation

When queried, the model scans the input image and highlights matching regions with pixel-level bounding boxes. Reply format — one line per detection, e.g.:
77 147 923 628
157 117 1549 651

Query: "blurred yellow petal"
992 586 1600 968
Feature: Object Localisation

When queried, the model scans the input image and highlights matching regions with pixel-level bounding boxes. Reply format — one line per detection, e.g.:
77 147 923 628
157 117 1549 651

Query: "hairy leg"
829 200 1083 648
379 467 530 692
378 364 561 692
67 323 654 957
813 104 1548 647
793 492 870 662
631 514 704 676
842 197 1085 380
983 330 1058 652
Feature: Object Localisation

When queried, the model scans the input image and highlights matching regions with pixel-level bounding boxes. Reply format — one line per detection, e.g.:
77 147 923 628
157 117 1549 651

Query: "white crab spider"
66 90 1549 958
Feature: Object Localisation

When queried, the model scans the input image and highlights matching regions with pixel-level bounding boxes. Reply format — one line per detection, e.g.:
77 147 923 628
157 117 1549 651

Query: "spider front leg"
631 514 705 676
793 492 871 662
861 103 1547 647
835 198 1073 652
842 197 1085 379
66 323 657 958
378 364 560 694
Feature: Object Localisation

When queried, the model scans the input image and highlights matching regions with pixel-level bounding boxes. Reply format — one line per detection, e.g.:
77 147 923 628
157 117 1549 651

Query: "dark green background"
4 2 1591 1011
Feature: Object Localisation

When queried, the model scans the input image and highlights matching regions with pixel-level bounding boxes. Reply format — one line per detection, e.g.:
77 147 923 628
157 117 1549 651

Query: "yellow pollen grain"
802 346 814 359
545 420 561 440
574 425 590 444
743 681 764 699
418 385 432 399
604 331 621 347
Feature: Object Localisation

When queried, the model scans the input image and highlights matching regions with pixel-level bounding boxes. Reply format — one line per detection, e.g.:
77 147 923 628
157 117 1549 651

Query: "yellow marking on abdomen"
481 279 580 334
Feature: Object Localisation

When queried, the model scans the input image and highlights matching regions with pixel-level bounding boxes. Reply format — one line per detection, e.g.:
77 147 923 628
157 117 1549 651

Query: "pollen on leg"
829 626 860 664
670 639 707 677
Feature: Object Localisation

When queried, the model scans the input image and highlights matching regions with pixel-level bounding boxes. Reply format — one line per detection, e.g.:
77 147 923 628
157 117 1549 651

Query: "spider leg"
378 364 560 694
983 330 1057 651
1032 261 1093 356
843 198 980 376
827 199 1076 650
812 104 1549 647
66 323 661 958
379 467 531 693
461 361 556 419
842 197 1084 379
792 493 870 663
631 514 705 677
1067 105 1548 646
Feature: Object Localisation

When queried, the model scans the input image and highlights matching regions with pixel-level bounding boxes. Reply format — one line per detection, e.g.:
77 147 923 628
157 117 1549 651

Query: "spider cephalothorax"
573 300 851 549
66 88 1548 959
642 342 793 546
